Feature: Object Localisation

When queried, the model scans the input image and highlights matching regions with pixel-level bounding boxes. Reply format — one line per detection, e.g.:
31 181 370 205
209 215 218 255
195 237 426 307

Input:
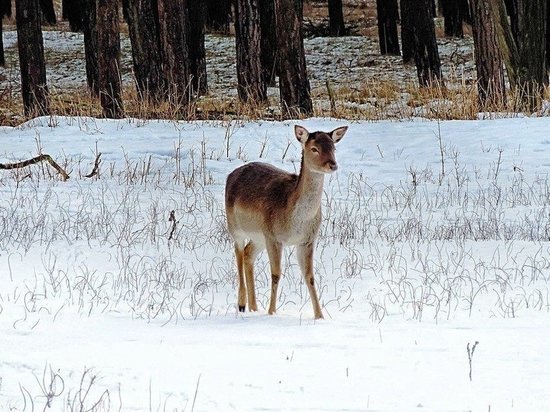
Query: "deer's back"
225 162 298 212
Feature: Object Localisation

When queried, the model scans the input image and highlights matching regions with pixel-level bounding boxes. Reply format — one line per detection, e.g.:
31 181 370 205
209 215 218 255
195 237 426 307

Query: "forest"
0 0 548 125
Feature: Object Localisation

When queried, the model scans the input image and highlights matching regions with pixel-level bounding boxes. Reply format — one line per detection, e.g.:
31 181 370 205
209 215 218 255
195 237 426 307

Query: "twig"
436 120 445 184
467 341 479 381
0 154 70 181
326 79 336 114
84 152 102 178
168 210 177 241
191 374 201 412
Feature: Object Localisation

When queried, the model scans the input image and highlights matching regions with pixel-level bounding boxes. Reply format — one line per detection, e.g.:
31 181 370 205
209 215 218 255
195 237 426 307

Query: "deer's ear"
330 126 348 143
294 125 309 144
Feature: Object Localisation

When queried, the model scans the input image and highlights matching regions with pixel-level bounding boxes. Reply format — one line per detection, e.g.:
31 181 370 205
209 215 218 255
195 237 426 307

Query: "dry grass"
1 78 549 126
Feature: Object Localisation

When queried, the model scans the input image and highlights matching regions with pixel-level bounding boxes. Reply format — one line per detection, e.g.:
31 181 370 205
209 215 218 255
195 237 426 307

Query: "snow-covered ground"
1 115 550 410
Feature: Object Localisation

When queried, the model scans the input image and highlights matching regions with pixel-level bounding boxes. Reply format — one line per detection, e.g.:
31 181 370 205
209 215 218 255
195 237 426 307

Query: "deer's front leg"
266 239 283 315
297 242 324 319
234 244 246 312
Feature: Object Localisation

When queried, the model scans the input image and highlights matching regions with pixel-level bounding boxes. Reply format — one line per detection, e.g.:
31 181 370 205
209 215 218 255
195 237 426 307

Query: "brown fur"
225 125 348 319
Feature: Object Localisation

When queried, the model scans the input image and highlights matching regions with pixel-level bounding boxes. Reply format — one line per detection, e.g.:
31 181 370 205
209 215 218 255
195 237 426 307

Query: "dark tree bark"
410 0 442 86
275 0 312 117
441 0 467 37
187 0 208 96
123 0 164 102
504 0 519 40
0 15 4 67
81 0 99 95
259 0 277 86
400 0 414 63
39 0 56 25
97 0 123 118
63 0 84 31
515 0 548 110
469 0 506 107
0 0 11 67
328 0 345 36
16 0 49 116
376 0 400 55
157 0 192 108
206 0 231 34
547 0 550 68
493 0 547 111
235 0 267 103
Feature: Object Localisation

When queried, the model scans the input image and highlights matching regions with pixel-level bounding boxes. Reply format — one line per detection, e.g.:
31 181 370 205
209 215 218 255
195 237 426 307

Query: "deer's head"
295 125 348 174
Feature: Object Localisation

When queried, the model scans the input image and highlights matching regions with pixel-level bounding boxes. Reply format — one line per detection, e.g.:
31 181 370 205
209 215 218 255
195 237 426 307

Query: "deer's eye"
311 147 319 154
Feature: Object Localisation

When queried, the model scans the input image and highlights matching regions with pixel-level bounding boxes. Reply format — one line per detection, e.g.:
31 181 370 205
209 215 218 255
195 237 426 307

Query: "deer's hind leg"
243 241 262 311
234 243 246 312
266 239 283 315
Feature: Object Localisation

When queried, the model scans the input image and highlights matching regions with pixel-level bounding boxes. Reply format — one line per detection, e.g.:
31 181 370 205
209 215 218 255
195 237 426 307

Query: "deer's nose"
326 160 338 171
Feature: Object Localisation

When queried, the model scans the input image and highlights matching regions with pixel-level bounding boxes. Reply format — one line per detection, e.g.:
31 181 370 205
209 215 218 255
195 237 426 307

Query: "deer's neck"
292 156 325 219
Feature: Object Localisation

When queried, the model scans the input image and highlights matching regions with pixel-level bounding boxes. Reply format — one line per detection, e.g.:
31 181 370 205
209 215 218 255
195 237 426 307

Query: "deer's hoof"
238 305 246 312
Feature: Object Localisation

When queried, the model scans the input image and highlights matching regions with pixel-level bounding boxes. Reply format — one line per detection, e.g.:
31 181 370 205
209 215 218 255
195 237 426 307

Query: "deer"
225 124 348 319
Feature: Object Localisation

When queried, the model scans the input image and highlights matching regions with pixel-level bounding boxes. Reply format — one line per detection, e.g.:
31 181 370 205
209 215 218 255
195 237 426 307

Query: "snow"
1 116 550 410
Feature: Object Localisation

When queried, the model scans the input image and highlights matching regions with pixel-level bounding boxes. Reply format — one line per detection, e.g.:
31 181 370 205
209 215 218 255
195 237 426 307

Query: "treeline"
2 0 549 120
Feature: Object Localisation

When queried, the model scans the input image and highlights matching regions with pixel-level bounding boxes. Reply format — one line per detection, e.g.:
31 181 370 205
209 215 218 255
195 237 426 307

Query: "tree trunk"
63 0 84 31
275 0 312 117
441 0 463 37
400 0 414 63
97 0 123 118
206 0 231 34
235 0 267 103
376 0 400 55
187 0 208 96
328 0 345 36
16 0 49 116
39 0 56 25
157 0 192 109
469 0 506 107
123 0 164 102
82 0 99 95
411 0 442 86
516 0 547 111
259 0 277 86
547 0 550 68
504 0 519 40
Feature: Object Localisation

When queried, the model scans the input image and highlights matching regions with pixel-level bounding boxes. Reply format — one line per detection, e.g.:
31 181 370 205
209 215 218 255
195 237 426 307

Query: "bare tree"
206 0 231 34
275 0 312 117
469 0 506 107
503 0 519 39
259 0 277 86
81 0 99 95
328 0 345 36
123 0 164 102
376 0 400 55
16 0 49 116
441 0 469 37
157 0 192 109
496 0 547 111
0 0 11 66
515 0 548 110
400 0 414 63
187 0 208 96
402 0 442 85
97 0 123 118
235 0 266 103
63 0 84 31
39 0 56 25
